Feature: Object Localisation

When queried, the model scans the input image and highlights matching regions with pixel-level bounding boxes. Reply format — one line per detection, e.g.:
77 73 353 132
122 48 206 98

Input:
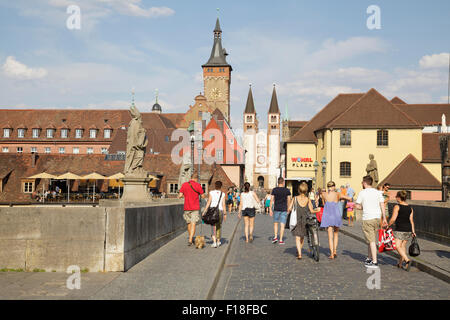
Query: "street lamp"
321 157 327 188
313 160 319 191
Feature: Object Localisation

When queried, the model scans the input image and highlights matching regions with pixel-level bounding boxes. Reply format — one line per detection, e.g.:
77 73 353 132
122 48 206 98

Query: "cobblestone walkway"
212 214 450 300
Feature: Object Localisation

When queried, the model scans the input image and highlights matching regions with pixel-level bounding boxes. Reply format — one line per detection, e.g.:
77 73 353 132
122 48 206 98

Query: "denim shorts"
273 211 288 224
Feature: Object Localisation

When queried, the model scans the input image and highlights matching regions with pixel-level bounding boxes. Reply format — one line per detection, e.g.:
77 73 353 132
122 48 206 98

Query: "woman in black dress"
388 190 416 271
288 182 319 259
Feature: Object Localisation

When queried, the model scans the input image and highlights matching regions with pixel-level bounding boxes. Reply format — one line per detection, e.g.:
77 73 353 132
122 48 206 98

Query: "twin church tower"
202 17 281 189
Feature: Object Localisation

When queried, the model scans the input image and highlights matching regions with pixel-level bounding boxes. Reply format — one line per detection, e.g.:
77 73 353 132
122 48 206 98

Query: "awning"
81 172 106 180
56 172 83 180
27 172 57 179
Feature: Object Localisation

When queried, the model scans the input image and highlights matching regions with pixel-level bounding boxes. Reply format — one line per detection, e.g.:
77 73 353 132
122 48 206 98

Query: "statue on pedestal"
365 154 379 187
124 103 148 177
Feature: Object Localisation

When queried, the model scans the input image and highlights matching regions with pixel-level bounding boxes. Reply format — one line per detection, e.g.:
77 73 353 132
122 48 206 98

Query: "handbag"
286 197 297 230
316 207 324 223
378 227 397 253
408 236 420 257
202 191 222 225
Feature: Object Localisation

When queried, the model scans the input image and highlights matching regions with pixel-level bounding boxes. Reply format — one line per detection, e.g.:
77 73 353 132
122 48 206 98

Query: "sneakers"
279 240 285 245
365 261 379 269
211 242 217 248
364 258 372 266
272 237 278 244
217 241 222 247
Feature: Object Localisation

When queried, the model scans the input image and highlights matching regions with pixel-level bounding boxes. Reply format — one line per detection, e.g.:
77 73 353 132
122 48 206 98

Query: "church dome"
152 103 162 112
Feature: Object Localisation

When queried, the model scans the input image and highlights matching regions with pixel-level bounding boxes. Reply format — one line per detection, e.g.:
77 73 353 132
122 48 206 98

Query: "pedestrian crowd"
177 173 416 271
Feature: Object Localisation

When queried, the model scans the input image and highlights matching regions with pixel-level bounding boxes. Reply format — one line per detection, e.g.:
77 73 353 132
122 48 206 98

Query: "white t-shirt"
209 190 225 211
241 192 255 210
356 188 384 221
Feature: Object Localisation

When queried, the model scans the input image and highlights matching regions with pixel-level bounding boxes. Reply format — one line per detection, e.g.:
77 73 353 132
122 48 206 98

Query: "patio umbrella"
81 172 105 202
56 172 83 202
105 173 125 198
28 172 57 203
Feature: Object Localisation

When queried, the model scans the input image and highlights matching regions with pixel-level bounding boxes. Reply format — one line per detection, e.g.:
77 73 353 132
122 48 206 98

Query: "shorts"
273 211 288 224
362 218 380 244
226 199 233 205
347 210 354 218
183 210 200 224
242 208 256 218
394 231 412 241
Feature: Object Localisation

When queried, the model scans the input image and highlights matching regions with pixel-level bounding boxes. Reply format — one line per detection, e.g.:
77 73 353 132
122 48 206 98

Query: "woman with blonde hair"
288 182 320 259
321 181 352 259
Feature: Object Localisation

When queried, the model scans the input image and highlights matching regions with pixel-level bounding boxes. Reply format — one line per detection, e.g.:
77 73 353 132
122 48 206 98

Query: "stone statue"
124 104 148 177
365 154 379 186
178 147 193 187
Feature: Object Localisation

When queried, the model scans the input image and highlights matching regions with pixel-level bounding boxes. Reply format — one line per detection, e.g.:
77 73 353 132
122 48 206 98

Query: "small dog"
195 236 205 249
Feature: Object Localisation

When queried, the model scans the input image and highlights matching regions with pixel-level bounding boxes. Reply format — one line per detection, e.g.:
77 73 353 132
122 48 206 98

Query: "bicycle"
305 214 320 262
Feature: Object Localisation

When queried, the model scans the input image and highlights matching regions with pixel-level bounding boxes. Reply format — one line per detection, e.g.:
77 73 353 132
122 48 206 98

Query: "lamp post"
321 157 327 189
313 160 319 192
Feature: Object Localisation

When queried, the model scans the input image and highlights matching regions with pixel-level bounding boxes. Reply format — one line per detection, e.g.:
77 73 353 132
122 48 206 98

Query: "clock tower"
202 17 232 123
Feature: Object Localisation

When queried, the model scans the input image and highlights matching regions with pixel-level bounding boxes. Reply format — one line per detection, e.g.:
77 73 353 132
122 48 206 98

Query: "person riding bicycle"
288 182 320 260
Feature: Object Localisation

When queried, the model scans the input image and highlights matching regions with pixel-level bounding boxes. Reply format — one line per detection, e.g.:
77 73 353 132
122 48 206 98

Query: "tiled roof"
396 104 450 126
324 88 421 129
390 97 407 104
287 121 308 128
422 133 450 163
288 93 364 143
378 154 441 190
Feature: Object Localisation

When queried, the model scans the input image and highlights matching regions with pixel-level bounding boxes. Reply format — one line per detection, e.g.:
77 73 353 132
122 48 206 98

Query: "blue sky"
0 0 449 130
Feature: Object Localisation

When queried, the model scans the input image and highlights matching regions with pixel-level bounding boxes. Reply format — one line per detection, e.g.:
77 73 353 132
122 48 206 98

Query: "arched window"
340 162 351 177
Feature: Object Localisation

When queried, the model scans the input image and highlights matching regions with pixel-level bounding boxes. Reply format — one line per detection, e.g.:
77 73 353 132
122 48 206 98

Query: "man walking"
178 172 205 246
355 176 387 268
269 177 292 245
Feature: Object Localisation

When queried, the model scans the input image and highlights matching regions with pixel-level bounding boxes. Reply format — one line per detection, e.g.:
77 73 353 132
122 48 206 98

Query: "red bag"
378 228 397 253
316 207 324 223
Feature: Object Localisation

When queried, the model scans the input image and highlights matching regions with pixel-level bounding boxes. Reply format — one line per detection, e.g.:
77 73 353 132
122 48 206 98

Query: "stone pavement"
212 214 450 300
340 220 450 283
0 214 240 300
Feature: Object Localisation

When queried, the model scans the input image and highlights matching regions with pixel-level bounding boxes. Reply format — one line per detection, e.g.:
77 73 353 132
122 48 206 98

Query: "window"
3 129 11 138
165 136 169 142
59 147 65 154
216 149 224 162
101 148 108 154
89 129 97 138
61 129 68 138
17 147 23 153
270 115 277 123
44 147 51 154
2 147 9 153
31 147 37 153
117 151 126 155
87 147 94 154
340 129 351 146
169 183 179 194
377 130 388 146
246 115 253 123
75 129 83 138
340 162 351 177
104 129 111 139
18 129 25 138
32 128 39 138
46 129 54 138
23 182 33 193
73 147 80 154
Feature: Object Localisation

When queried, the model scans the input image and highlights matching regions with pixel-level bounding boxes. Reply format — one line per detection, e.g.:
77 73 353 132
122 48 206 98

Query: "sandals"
297 255 302 260
328 255 335 260
403 260 411 272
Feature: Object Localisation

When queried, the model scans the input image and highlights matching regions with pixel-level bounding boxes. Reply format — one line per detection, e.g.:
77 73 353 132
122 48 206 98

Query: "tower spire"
244 83 256 114
202 15 231 69
269 84 280 114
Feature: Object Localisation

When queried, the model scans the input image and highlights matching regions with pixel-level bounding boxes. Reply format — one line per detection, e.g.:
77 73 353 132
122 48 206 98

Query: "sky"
0 0 449 131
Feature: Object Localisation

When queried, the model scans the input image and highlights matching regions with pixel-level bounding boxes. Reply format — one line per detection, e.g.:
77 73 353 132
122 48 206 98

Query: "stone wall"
388 201 450 244
0 201 185 272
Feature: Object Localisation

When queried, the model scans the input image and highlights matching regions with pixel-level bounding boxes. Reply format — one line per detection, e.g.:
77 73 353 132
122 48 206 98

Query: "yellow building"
285 88 449 200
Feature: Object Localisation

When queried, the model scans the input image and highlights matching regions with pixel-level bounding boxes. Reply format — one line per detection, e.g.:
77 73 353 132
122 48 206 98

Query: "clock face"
210 87 222 100
257 155 265 165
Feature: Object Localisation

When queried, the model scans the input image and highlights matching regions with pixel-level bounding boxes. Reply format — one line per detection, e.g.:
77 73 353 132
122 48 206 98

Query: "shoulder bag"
408 235 420 257
202 191 222 225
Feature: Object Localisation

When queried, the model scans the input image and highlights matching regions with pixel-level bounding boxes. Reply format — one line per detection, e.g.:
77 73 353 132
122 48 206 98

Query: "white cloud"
2 56 48 80
419 53 450 69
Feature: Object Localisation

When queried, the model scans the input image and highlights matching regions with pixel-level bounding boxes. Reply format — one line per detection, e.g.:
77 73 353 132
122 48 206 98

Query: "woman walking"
264 191 271 214
288 182 319 259
321 181 352 259
238 182 260 243
388 190 416 271
226 187 234 213
202 181 227 248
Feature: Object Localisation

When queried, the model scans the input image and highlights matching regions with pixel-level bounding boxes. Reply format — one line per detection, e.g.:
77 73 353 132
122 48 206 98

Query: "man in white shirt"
355 175 387 269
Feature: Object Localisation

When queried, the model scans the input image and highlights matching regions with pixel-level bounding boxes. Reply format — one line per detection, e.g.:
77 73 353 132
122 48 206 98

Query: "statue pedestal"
121 177 152 202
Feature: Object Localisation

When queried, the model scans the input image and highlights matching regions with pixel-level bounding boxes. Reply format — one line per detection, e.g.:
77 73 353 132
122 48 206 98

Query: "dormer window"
75 129 83 138
46 129 55 138
89 129 97 139
32 128 40 138
61 129 68 138
17 129 25 138
3 128 11 138
104 129 111 139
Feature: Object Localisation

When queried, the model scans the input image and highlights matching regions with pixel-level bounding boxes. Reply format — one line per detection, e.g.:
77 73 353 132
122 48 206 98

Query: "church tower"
243 85 257 184
267 85 281 188
202 17 232 123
